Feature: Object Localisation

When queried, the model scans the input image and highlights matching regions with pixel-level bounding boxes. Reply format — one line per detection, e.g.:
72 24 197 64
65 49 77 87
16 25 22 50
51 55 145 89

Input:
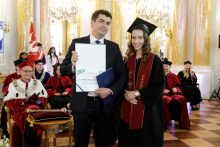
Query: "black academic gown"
33 70 51 87
118 55 164 147
177 71 202 105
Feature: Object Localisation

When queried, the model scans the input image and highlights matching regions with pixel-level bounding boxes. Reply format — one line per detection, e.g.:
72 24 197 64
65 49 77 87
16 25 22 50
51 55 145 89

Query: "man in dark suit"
60 9 128 147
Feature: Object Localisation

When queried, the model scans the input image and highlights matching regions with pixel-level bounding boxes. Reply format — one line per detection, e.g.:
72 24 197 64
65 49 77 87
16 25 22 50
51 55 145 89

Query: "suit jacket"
60 35 128 114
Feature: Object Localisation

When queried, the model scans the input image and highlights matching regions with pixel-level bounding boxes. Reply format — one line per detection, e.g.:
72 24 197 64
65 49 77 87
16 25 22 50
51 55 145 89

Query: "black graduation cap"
162 58 172 66
53 62 61 68
34 59 44 65
14 59 23 66
127 17 157 36
184 61 192 65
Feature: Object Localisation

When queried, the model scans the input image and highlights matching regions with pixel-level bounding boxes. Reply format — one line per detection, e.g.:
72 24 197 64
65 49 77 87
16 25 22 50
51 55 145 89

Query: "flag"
27 22 40 64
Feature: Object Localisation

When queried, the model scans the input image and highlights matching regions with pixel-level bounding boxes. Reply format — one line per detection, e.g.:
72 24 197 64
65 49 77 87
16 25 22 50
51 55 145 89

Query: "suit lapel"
104 39 109 70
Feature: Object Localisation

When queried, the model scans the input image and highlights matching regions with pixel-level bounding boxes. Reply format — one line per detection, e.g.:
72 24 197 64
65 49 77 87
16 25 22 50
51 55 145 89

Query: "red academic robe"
4 78 47 146
45 76 72 98
2 72 20 95
163 72 190 129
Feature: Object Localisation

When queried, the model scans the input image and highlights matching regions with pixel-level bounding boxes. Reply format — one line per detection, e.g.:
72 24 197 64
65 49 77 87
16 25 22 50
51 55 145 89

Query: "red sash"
121 52 154 130
40 52 44 60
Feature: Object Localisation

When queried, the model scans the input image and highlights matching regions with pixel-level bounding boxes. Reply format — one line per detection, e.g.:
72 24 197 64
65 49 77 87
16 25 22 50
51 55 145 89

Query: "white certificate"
75 43 106 92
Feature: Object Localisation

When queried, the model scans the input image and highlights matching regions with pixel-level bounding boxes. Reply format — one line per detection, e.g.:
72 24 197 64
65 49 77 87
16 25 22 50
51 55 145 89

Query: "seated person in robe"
162 58 190 129
4 60 47 147
33 59 51 87
178 61 202 110
45 62 72 132
0 59 24 138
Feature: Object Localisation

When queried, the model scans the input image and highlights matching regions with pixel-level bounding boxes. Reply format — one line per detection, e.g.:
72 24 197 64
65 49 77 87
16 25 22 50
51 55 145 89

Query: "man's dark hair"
91 9 112 22
37 42 42 47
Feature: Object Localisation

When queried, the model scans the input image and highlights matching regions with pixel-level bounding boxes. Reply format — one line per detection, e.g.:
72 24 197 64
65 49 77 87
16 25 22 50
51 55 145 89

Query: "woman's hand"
129 99 138 104
124 91 136 101
54 93 61 96
62 91 69 96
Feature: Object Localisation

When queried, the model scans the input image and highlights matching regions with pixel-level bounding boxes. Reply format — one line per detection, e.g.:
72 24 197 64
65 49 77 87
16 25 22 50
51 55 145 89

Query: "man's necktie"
95 40 101 44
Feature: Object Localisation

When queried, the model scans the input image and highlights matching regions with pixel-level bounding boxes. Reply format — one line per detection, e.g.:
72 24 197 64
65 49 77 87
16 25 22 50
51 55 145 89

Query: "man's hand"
62 91 69 96
71 51 78 69
164 89 170 94
95 88 111 98
124 91 136 101
29 92 40 101
54 93 61 96
12 78 18 82
23 92 40 105
172 88 177 93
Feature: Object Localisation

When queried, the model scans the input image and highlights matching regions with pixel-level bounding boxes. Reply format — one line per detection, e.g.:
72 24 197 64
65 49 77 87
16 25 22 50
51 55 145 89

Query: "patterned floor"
1 99 220 147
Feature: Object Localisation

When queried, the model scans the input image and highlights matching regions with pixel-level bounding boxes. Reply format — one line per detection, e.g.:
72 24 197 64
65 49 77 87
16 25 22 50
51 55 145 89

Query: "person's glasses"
21 70 33 73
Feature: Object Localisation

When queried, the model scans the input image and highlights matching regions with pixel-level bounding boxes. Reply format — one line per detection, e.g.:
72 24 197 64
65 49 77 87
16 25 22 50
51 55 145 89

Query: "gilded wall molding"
40 0 50 53
17 0 33 58
193 0 212 66
111 0 123 52
171 0 188 65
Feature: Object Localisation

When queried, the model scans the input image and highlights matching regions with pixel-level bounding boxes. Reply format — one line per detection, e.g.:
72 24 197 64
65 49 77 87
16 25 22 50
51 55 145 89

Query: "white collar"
90 34 104 44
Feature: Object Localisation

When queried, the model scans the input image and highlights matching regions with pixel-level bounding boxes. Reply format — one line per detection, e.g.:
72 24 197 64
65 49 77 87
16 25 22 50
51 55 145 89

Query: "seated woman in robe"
45 62 72 131
178 61 202 110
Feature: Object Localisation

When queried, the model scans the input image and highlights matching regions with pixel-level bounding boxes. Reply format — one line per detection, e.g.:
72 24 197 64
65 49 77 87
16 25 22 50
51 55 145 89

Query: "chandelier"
50 0 81 22
136 0 169 25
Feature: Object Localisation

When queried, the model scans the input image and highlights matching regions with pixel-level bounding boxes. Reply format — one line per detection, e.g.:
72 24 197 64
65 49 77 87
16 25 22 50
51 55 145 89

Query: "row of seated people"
1 59 72 147
162 58 202 130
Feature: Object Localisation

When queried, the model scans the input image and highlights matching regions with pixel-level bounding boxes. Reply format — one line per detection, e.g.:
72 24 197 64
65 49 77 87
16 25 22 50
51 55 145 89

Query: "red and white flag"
27 22 40 64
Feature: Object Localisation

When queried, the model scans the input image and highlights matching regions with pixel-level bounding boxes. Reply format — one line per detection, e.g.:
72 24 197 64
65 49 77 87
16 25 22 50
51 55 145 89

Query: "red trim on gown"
163 73 190 129
45 76 72 98
2 72 20 94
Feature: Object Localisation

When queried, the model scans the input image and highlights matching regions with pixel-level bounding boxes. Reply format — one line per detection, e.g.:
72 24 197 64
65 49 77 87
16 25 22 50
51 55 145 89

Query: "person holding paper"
60 9 127 147
118 18 164 147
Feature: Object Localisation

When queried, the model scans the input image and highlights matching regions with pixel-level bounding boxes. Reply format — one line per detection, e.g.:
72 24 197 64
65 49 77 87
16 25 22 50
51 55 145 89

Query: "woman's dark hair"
53 65 60 77
91 9 112 22
19 52 27 60
125 30 151 65
47 47 58 63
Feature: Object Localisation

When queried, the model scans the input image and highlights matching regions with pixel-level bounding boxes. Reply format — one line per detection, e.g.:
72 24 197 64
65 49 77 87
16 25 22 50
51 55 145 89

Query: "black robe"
33 70 51 87
177 71 202 105
118 55 164 147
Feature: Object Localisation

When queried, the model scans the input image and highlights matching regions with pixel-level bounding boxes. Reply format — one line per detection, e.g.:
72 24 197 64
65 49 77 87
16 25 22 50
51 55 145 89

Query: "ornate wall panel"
17 0 33 58
67 20 73 51
62 20 67 56
194 0 212 66
40 0 50 53
171 0 188 65
111 0 123 51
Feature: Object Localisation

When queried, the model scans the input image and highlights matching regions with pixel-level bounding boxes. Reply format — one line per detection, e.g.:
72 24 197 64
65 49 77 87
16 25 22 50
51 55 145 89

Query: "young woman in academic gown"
178 61 202 110
118 18 164 147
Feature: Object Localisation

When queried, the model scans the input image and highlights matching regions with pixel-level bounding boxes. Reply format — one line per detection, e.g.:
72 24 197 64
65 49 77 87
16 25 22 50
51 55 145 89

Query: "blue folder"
96 68 116 105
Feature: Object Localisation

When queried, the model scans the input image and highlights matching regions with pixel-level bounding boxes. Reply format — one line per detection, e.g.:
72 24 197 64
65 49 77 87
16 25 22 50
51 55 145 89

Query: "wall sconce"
4 17 9 33
165 29 172 38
